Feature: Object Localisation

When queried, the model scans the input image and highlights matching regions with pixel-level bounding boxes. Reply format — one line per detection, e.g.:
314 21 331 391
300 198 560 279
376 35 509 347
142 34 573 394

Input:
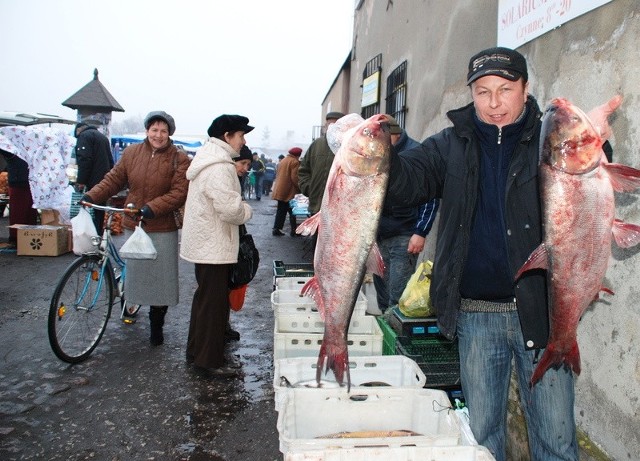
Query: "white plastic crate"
275 276 312 291
271 289 367 316
361 280 383 316
273 313 383 360
273 355 426 412
277 387 461 454
285 445 496 461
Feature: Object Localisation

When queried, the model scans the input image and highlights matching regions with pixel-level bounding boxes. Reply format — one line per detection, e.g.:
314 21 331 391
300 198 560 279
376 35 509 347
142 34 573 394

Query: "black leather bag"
229 224 260 288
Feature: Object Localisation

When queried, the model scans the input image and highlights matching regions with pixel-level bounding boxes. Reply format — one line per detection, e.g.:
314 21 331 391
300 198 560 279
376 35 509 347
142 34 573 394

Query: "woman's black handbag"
229 224 260 288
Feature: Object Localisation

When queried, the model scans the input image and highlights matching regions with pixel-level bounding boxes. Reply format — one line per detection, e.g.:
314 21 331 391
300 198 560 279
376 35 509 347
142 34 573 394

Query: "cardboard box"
10 225 70 256
40 209 63 225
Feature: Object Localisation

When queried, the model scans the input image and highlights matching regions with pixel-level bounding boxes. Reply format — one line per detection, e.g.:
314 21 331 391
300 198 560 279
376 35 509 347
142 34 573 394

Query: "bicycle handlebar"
79 201 140 215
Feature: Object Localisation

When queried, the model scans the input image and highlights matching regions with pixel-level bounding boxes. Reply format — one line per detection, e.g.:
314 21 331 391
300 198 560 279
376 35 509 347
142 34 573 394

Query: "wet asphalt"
0 195 312 460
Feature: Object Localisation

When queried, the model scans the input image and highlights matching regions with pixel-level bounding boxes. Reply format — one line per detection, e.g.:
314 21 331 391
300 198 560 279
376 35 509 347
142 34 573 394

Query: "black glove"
78 194 91 206
140 204 155 219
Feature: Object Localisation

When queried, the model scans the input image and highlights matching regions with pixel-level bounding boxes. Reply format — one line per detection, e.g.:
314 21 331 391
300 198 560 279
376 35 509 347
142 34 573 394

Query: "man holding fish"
385 47 636 461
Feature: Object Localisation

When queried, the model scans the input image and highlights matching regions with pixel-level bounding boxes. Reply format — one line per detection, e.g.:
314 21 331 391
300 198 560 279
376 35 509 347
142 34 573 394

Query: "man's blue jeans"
373 234 417 312
457 310 578 461
254 174 264 199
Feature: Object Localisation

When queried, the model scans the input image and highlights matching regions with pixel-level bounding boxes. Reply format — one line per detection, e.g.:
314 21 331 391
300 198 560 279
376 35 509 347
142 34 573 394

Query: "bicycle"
48 202 142 363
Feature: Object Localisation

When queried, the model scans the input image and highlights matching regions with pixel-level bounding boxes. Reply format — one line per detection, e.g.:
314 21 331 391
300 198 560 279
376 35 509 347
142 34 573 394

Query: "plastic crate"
442 384 466 408
273 355 426 412
395 336 461 387
284 445 496 461
273 313 383 360
277 387 461 454
275 276 312 291
376 316 398 356
271 290 367 316
273 260 314 278
361 280 382 315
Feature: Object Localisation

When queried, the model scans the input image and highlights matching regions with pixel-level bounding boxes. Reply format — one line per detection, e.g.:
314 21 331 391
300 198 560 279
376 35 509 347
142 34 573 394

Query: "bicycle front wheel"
48 255 114 363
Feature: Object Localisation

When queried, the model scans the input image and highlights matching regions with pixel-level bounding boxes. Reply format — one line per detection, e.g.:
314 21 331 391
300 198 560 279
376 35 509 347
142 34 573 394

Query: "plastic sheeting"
0 125 75 222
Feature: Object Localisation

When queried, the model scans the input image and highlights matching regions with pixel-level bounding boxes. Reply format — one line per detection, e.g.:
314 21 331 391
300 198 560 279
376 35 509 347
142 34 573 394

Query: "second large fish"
515 97 640 387
297 113 391 390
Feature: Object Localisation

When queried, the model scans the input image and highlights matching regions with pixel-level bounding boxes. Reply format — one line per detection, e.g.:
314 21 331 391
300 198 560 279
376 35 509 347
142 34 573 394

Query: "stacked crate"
383 306 465 406
271 260 381 361
271 261 490 460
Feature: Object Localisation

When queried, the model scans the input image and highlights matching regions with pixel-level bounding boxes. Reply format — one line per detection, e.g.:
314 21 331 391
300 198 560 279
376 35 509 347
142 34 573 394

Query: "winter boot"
149 305 168 346
225 322 240 342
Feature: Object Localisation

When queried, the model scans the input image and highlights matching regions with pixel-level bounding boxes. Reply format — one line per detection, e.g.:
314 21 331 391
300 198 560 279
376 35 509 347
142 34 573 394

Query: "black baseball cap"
467 47 528 85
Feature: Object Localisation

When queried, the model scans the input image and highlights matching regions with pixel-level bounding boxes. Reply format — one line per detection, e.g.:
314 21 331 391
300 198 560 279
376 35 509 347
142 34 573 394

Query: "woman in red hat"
270 147 302 236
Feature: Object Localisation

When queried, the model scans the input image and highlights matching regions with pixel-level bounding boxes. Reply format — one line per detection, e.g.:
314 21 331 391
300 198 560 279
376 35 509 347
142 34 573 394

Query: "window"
361 54 382 119
386 60 408 128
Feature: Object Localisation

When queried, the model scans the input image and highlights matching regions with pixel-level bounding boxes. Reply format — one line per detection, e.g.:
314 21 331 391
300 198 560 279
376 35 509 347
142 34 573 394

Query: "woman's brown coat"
86 139 189 232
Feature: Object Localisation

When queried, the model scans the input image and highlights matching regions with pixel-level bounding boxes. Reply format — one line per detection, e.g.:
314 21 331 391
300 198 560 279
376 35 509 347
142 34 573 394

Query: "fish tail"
315 345 327 384
316 342 351 392
530 341 581 388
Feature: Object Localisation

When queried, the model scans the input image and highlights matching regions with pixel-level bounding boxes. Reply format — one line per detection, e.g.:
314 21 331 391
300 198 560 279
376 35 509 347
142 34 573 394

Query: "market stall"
0 124 75 223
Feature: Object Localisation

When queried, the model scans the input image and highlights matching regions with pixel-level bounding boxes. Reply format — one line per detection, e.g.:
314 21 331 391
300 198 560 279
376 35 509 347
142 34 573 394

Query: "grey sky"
1 0 354 149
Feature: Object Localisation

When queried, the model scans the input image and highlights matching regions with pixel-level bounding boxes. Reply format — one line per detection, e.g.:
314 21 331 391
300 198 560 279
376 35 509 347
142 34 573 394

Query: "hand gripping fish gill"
515 98 640 388
296 113 391 391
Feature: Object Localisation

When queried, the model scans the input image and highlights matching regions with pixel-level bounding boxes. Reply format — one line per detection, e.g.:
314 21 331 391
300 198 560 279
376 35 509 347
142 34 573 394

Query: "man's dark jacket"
379 131 438 239
386 96 549 350
75 126 114 189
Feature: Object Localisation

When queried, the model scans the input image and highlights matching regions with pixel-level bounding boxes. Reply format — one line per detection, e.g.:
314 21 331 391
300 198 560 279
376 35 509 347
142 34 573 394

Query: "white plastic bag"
119 224 157 260
71 207 98 255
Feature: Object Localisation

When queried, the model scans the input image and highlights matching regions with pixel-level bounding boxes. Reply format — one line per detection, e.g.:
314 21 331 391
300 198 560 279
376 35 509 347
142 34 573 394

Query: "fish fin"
296 212 321 236
515 243 548 280
600 286 615 296
530 341 581 388
612 219 640 248
301 277 327 319
603 163 640 193
365 242 385 277
593 286 614 302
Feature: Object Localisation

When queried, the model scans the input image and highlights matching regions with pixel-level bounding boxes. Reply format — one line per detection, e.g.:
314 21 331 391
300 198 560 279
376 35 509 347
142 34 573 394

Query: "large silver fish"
297 113 391 390
515 97 640 387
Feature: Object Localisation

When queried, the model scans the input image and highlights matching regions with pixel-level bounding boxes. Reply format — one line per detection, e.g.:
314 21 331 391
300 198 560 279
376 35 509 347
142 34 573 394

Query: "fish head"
540 98 604 175
329 114 391 177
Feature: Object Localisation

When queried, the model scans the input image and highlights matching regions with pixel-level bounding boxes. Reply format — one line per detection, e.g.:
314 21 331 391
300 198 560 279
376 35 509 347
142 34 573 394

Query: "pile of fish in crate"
272 261 496 461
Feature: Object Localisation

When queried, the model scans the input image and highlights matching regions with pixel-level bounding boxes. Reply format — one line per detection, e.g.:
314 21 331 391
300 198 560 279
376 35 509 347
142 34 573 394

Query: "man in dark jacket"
385 47 620 461
374 116 439 312
250 153 265 200
298 111 345 215
74 123 114 234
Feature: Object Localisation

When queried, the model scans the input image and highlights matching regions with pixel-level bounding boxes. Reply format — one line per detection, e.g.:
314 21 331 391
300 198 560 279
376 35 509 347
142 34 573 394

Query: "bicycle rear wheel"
48 255 113 363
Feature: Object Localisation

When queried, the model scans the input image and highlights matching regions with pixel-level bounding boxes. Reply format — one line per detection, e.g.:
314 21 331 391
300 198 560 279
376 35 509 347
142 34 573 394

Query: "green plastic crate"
272 260 314 278
376 316 398 355
395 335 461 387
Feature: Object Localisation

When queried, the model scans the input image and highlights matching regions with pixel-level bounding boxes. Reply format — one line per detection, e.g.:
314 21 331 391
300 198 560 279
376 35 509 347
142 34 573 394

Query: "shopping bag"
70 207 99 255
229 284 248 311
229 225 260 289
398 260 435 318
119 223 157 260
